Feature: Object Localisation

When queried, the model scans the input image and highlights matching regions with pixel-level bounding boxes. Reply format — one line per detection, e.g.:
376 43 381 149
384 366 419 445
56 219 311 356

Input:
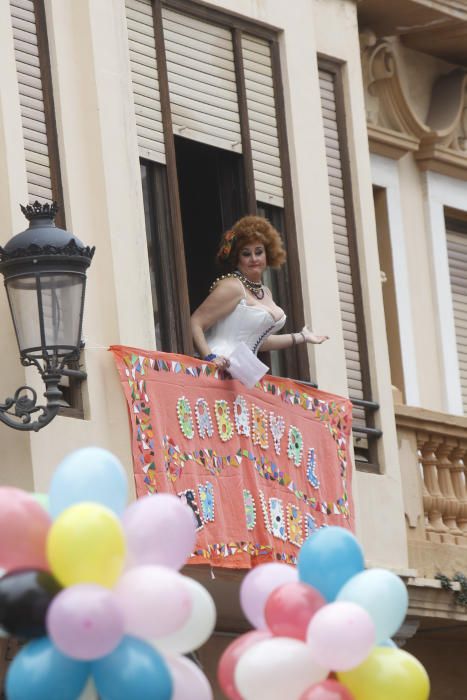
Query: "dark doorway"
174 136 246 312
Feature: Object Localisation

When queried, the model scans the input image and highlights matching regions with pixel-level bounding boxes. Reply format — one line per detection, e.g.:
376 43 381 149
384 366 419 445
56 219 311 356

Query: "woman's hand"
212 355 230 370
301 326 329 345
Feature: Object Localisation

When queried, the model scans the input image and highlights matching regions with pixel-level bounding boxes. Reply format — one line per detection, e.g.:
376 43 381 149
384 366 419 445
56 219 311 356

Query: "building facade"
1 0 467 697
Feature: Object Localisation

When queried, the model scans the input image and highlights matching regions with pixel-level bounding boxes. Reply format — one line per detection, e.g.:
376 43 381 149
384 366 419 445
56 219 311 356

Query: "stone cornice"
361 32 467 177
366 124 420 159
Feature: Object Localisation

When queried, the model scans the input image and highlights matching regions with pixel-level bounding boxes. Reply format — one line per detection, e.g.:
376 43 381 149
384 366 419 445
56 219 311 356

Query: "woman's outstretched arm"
260 327 329 352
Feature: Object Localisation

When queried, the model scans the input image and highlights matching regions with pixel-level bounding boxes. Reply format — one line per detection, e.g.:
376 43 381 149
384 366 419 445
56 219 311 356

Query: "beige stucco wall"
1 0 161 495
0 0 34 490
312 0 408 569
365 37 467 415
0 0 410 573
385 43 462 413
396 153 447 411
23 0 157 494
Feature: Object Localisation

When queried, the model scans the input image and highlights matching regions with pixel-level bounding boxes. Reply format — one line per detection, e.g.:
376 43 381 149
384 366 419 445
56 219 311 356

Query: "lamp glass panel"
39 274 84 354
6 273 85 357
6 275 42 354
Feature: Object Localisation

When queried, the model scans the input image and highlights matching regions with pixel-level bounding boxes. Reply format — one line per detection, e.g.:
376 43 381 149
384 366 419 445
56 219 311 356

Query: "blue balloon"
297 526 364 601
49 447 128 518
380 639 398 648
92 637 172 700
337 568 409 643
6 637 90 700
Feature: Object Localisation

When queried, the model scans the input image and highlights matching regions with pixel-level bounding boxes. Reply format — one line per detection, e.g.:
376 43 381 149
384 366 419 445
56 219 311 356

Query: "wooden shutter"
161 7 241 153
319 68 366 426
242 34 283 208
446 223 467 414
10 0 53 202
126 0 166 164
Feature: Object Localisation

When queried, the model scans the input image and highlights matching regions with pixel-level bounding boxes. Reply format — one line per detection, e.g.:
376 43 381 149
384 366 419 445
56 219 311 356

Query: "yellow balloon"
337 647 430 700
47 502 125 588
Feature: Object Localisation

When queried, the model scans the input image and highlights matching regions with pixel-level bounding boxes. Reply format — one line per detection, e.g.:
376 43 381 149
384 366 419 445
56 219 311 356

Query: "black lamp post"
0 202 95 431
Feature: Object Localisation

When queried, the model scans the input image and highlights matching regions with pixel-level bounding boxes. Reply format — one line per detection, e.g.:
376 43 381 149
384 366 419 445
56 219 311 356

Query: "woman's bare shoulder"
210 276 243 297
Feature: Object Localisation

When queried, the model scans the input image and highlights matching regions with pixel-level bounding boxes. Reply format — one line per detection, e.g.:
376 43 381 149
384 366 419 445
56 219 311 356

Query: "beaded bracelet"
204 353 217 362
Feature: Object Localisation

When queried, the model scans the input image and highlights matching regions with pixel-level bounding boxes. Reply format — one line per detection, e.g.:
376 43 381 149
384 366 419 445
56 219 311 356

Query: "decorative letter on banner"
111 347 355 568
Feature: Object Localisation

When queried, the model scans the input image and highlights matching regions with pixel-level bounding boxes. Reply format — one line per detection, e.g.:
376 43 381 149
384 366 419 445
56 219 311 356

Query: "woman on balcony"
191 215 329 371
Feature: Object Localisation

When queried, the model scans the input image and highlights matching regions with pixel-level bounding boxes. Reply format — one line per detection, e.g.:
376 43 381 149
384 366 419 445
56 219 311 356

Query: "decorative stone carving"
360 31 467 178
360 31 425 158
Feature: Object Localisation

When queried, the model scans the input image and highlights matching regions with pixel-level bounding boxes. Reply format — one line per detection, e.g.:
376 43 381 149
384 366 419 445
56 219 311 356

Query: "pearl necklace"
234 270 265 299
210 270 265 299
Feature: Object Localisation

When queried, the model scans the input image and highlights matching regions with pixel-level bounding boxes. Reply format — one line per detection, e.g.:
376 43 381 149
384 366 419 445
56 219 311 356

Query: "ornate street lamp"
0 202 95 431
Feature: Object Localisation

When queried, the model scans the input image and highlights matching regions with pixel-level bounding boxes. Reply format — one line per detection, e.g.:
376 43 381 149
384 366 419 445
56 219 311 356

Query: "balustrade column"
450 439 467 545
416 445 431 539
437 439 462 542
417 432 448 542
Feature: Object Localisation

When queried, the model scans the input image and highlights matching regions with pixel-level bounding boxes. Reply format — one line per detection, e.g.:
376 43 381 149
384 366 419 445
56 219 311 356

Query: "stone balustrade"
395 405 467 566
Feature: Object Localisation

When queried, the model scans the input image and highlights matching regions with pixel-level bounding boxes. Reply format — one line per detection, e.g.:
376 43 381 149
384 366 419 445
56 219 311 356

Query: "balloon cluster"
218 527 430 700
0 447 215 700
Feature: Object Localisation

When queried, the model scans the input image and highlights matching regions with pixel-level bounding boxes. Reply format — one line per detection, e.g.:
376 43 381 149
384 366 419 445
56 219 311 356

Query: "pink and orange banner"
111 347 354 569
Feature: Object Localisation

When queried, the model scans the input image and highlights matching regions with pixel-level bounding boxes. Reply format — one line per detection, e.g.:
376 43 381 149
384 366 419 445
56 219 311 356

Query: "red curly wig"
216 215 286 270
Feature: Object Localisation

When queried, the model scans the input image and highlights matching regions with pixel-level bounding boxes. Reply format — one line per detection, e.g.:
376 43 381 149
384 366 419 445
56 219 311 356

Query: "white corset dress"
205 299 286 357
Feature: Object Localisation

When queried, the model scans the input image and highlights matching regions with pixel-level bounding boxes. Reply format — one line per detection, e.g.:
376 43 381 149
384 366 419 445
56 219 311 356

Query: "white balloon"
235 637 328 700
153 577 216 654
165 654 213 700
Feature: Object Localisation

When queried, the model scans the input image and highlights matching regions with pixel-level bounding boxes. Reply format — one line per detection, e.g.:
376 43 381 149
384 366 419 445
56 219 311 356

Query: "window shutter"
161 7 242 153
10 0 53 202
319 68 366 427
242 34 283 207
446 224 467 414
125 0 166 164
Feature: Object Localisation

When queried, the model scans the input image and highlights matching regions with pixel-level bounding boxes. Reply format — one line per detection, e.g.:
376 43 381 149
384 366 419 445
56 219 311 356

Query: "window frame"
424 171 467 415
318 56 380 470
145 0 309 380
370 154 420 407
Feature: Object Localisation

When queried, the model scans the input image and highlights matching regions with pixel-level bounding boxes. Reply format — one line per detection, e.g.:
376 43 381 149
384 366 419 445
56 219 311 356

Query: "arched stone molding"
361 31 428 158
361 31 467 179
417 70 467 178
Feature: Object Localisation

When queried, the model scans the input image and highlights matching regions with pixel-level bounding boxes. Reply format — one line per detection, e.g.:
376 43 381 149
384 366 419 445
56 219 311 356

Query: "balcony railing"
395 405 467 576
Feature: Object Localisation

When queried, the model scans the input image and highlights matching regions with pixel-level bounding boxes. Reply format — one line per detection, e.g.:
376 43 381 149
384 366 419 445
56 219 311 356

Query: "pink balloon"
307 602 375 671
240 563 297 629
166 654 213 700
47 584 124 660
122 494 197 570
265 582 326 640
115 565 192 640
0 487 51 572
300 679 355 700
217 630 272 700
